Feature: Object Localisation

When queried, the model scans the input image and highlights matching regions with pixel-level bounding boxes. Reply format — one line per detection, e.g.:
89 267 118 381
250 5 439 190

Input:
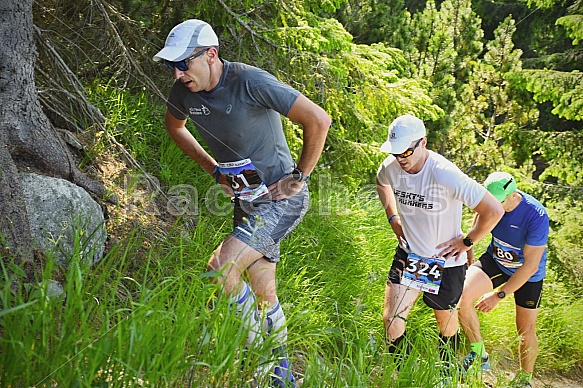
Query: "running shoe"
435 361 463 387
270 345 296 388
462 351 491 371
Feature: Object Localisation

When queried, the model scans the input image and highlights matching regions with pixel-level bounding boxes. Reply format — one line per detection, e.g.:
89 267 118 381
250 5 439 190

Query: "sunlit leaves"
509 69 583 121
556 15 583 44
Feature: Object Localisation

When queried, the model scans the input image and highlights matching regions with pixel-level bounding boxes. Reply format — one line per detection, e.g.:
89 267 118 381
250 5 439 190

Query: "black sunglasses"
165 48 209 71
391 138 423 158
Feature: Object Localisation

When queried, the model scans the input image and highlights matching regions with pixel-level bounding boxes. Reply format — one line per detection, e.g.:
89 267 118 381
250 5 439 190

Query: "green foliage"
381 0 488 164
20 0 583 384
311 43 441 178
445 16 539 177
556 14 583 44
538 183 583 289
334 0 409 46
536 272 583 372
509 69 583 121
548 203 583 288
524 0 557 8
251 6 442 181
536 131 583 185
86 85 165 170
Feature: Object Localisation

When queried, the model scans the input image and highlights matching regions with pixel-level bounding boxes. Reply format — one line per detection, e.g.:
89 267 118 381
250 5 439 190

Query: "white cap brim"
380 139 410 154
153 46 190 62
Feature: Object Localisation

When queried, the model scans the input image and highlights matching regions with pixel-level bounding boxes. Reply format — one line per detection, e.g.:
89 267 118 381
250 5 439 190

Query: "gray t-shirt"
167 60 300 186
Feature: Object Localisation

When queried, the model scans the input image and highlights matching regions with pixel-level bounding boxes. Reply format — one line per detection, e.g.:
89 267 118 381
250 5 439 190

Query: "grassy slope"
1 90 582 387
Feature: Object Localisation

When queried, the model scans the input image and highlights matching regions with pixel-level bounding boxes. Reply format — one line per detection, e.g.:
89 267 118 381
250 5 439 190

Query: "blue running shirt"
486 191 549 282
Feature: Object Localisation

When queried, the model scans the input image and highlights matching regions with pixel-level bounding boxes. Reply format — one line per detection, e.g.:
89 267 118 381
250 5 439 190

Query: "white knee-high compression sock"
229 282 262 346
263 298 295 384
262 298 288 346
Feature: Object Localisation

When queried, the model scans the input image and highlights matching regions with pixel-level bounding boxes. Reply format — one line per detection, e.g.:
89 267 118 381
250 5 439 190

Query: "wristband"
388 214 399 224
212 165 220 183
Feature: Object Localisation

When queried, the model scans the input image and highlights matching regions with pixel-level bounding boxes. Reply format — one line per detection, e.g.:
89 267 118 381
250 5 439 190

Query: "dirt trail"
483 367 583 387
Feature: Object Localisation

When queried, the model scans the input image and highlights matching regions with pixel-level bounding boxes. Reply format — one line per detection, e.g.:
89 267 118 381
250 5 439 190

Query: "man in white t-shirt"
376 115 504 369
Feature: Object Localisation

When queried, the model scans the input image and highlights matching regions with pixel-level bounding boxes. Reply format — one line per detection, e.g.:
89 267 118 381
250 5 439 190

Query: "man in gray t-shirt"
154 19 330 387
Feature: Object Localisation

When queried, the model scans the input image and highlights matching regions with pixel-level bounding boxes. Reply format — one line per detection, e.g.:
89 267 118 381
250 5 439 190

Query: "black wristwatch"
462 236 474 247
497 290 506 299
291 167 310 182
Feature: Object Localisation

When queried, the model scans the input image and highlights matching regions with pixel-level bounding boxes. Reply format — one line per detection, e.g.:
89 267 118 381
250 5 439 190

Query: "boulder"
19 173 106 267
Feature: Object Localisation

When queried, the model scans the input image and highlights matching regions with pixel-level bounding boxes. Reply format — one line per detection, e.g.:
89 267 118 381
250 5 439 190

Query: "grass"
2 184 582 387
1 86 581 387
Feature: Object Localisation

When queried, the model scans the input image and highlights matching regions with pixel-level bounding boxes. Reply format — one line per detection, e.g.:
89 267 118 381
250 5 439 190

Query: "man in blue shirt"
458 172 549 388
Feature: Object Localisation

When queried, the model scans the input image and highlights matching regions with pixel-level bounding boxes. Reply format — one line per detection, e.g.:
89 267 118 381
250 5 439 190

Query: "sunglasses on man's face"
391 138 423 159
165 48 209 71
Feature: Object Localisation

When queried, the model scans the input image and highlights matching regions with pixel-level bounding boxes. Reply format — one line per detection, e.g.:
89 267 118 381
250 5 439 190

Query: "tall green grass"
2 184 581 387
1 87 581 387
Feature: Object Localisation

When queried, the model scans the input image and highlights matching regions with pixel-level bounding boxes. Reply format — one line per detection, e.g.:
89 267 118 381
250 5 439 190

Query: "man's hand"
435 235 470 260
387 217 408 251
474 291 502 313
268 176 304 200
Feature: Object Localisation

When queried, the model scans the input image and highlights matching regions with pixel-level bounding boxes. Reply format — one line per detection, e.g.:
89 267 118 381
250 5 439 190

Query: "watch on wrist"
291 167 310 182
497 290 506 299
462 236 474 247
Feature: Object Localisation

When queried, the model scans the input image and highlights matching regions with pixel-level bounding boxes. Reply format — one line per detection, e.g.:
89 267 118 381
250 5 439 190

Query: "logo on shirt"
189 105 211 116
226 104 233 114
510 225 520 229
394 189 433 210
391 176 451 214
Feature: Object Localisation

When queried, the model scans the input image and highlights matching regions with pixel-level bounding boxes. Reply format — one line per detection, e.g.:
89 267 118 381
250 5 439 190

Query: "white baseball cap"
153 19 219 62
380 114 427 154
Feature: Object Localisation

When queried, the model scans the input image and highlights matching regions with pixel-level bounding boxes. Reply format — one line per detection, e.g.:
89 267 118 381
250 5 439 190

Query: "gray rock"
19 173 107 267
44 279 65 299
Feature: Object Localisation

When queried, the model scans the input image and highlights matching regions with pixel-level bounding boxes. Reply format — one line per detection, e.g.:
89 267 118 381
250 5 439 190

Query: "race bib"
217 159 269 201
492 240 522 268
401 252 445 295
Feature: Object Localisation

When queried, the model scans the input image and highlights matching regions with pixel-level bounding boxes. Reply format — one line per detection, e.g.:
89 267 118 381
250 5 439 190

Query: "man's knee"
458 290 475 309
206 250 243 288
384 314 407 339
207 245 223 270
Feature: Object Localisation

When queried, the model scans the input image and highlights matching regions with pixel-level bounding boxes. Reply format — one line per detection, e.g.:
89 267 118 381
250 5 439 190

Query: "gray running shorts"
231 184 309 263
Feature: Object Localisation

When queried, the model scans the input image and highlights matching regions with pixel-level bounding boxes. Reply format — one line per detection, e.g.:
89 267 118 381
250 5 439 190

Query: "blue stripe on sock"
236 283 251 305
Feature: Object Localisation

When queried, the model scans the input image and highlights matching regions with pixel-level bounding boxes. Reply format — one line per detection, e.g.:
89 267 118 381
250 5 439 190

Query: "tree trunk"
0 0 104 261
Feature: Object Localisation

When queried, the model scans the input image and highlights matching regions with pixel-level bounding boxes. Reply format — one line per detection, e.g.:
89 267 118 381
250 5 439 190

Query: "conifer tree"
400 0 484 161
455 16 538 175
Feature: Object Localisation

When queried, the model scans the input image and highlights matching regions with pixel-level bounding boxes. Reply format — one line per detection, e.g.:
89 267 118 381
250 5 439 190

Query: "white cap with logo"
153 19 219 62
380 114 426 154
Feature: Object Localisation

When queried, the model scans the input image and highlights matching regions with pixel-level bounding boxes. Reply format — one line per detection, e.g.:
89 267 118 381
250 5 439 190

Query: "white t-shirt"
377 151 486 267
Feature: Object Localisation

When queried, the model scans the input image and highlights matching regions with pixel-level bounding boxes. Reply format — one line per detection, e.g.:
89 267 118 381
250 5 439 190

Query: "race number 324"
402 253 445 294
405 256 443 282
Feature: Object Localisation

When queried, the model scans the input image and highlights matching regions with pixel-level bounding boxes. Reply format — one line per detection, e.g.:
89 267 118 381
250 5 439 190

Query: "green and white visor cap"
484 172 517 202
153 19 219 62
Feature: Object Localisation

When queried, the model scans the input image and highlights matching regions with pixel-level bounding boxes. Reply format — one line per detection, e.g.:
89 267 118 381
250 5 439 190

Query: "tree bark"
0 0 104 260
